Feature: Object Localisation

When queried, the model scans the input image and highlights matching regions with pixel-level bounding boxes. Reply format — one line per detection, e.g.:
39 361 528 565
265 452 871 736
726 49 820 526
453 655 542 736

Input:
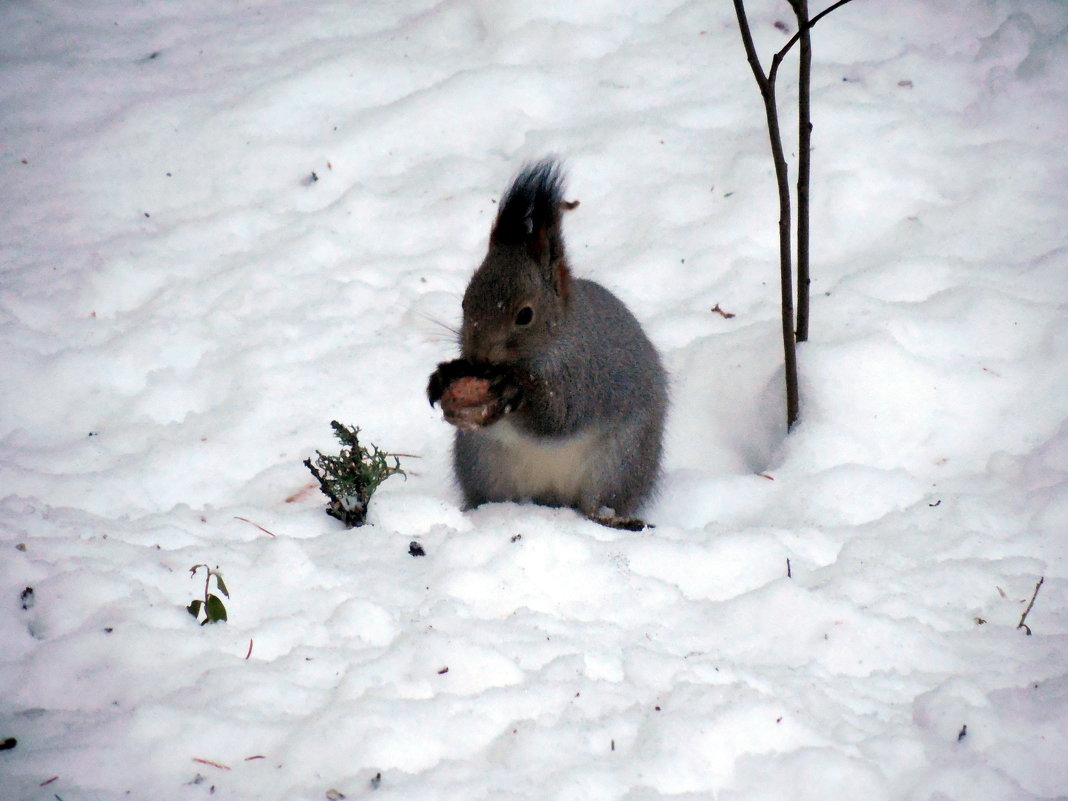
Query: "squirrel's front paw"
427 360 532 431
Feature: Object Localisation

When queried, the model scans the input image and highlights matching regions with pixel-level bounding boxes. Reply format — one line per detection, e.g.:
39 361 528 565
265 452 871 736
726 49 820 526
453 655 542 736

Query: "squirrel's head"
459 160 572 365
460 242 570 364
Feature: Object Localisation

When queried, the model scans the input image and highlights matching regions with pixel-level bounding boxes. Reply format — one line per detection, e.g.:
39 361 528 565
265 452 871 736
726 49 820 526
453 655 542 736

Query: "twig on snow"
1016 576 1045 635
192 758 231 770
234 516 277 538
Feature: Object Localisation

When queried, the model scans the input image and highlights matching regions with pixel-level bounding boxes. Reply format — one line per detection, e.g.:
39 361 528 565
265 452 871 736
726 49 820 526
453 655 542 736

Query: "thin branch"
233 515 277 538
1017 576 1045 635
733 0 770 91
189 564 212 607
772 0 858 82
779 0 860 342
192 758 231 771
794 0 812 342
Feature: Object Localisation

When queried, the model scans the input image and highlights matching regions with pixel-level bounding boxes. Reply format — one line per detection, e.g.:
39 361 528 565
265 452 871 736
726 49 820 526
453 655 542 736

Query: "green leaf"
187 599 203 618
205 594 228 623
213 573 229 598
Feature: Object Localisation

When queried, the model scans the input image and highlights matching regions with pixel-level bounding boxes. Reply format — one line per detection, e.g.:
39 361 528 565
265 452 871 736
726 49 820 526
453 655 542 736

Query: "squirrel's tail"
491 159 566 267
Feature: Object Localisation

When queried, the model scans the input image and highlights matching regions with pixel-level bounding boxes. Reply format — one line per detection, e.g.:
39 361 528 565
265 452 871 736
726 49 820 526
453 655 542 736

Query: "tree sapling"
187 564 229 625
732 0 858 428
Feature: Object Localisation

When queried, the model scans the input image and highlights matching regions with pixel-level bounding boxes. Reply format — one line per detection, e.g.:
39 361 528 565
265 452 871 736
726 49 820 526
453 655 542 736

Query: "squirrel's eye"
515 306 534 326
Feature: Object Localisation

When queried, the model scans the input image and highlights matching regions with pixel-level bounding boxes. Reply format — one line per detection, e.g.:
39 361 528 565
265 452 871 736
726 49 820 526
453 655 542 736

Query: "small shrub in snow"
304 421 405 527
187 564 229 625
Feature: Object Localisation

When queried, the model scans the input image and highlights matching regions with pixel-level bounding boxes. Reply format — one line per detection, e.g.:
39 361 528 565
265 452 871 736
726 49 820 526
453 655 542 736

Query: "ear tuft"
490 159 567 269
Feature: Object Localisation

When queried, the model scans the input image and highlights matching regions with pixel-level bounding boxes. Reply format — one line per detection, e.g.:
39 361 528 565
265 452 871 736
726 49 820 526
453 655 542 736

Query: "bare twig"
734 2 771 94
792 0 812 342
1017 576 1045 635
786 0 857 344
192 758 231 770
775 0 857 69
189 564 212 605
234 516 277 538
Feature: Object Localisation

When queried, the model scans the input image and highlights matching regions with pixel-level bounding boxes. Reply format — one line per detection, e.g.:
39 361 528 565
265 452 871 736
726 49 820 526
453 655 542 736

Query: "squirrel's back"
527 277 666 434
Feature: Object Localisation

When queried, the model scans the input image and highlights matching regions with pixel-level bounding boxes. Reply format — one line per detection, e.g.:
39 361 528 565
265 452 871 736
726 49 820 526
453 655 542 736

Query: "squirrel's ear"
530 221 550 263
528 215 571 298
528 217 561 261
491 159 571 298
555 259 572 302
529 220 570 301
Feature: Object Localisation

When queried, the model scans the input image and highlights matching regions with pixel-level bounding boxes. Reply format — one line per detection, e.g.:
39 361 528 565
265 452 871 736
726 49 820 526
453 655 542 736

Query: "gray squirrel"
427 159 668 530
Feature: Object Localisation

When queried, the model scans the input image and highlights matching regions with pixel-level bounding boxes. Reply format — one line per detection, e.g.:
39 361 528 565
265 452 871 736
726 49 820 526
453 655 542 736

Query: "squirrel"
427 159 668 530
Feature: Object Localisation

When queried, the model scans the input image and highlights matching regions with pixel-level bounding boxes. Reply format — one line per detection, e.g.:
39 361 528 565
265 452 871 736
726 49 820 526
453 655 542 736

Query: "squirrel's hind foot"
588 513 653 532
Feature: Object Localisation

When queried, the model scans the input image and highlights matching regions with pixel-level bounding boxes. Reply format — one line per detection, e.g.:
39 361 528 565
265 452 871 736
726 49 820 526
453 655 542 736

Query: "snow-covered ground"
2 1 1067 798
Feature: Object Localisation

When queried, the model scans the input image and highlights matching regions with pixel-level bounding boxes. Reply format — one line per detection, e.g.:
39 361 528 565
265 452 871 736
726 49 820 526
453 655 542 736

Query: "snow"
2 0 1067 799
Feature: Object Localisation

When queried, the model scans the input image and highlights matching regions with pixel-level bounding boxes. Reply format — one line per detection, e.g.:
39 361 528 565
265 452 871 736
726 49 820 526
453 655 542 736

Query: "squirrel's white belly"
484 418 598 503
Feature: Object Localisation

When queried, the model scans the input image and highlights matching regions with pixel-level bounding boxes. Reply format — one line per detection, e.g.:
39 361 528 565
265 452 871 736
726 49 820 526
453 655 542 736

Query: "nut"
440 376 499 430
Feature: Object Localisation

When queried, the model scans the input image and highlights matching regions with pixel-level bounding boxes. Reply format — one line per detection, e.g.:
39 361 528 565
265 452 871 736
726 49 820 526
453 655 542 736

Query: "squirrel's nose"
463 341 510 365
